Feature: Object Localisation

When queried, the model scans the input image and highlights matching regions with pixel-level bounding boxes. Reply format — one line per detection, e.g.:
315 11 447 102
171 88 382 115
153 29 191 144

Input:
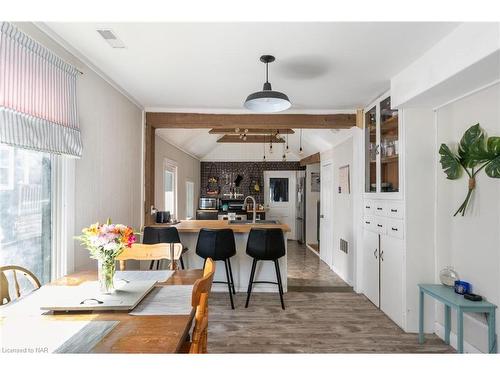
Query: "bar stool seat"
143 226 189 270
245 228 286 310
195 228 237 309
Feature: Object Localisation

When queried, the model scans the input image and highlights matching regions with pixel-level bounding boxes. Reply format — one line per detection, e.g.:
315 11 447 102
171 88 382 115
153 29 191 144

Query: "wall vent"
340 238 348 254
96 29 126 48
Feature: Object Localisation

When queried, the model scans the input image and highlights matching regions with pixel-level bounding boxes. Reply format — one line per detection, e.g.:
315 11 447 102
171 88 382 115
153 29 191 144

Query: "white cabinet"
380 235 404 327
362 230 379 306
362 198 404 328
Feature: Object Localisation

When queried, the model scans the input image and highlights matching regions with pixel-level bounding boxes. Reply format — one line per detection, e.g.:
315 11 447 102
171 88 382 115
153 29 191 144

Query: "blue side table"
418 284 497 353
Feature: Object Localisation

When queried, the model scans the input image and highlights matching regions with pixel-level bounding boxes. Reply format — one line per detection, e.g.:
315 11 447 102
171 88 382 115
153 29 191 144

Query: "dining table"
0 268 203 354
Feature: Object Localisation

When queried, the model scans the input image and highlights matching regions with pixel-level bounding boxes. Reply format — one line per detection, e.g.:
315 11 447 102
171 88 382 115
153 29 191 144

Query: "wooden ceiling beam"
300 152 321 166
209 128 295 134
217 135 285 143
146 112 356 129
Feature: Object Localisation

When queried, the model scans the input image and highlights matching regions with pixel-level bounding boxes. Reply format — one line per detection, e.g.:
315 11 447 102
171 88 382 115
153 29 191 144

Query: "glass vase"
98 259 116 294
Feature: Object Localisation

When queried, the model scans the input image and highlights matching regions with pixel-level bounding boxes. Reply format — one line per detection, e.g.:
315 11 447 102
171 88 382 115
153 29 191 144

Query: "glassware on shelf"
439 266 459 287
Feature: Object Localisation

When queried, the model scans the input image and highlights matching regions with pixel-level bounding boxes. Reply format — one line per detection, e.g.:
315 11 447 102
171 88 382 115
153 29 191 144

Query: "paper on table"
130 285 193 316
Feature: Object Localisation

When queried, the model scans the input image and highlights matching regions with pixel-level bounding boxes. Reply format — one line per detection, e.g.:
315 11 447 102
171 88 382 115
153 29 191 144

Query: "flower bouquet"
75 219 136 294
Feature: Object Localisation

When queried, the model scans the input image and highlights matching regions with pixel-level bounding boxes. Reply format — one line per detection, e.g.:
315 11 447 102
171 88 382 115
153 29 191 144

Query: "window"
164 160 177 219
269 178 289 202
0 145 52 285
186 181 195 220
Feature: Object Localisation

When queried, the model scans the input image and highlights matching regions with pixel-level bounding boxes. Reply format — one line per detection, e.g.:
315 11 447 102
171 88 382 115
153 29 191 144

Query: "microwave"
199 197 218 210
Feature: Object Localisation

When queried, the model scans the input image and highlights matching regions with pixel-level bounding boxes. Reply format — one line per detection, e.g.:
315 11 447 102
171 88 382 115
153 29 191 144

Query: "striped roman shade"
0 22 82 157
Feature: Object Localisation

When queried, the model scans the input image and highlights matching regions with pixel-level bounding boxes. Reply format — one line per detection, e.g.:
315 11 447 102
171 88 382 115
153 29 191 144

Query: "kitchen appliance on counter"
156 211 171 223
219 199 245 212
196 210 219 220
199 197 219 210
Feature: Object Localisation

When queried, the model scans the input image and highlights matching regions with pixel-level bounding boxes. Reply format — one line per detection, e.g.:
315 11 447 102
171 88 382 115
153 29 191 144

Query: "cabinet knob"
374 249 378 259
391 209 397 212
391 227 398 231
377 224 383 228
365 221 371 224
380 250 384 261
377 207 383 211
320 214 325 219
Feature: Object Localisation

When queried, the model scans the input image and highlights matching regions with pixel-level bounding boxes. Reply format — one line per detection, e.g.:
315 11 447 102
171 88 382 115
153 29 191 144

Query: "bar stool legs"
227 258 236 295
223 259 235 309
245 259 285 310
274 260 285 310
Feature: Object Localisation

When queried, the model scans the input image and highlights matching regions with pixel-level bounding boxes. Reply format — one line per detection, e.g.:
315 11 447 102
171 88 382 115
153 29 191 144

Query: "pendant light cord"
265 62 269 83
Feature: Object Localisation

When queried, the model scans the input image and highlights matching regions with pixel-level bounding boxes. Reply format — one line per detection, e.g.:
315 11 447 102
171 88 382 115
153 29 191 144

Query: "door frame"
319 159 334 267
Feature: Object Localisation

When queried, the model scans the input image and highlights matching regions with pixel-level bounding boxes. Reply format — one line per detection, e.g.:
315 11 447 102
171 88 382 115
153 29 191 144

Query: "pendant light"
244 55 291 113
299 129 304 155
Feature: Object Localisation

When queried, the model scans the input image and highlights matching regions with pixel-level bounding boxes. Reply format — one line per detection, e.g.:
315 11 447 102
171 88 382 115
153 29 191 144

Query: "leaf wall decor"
439 124 500 216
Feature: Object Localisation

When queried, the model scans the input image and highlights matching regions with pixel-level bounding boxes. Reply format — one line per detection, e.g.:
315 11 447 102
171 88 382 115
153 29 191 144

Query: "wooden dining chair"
0 265 41 306
184 258 216 354
116 243 183 271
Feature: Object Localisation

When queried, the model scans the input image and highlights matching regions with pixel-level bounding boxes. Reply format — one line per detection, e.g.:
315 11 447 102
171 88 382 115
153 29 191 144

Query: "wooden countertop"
170 220 290 233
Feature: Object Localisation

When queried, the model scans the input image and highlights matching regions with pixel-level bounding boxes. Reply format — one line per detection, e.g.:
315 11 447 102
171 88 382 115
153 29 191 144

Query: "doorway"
263 170 297 240
319 160 333 268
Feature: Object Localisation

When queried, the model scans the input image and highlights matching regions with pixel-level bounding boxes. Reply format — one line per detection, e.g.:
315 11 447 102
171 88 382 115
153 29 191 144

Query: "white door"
380 235 403 327
319 162 333 266
363 230 380 307
264 171 296 240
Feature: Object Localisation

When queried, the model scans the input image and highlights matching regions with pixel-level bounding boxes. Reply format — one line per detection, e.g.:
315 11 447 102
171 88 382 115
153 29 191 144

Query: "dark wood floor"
207 241 454 353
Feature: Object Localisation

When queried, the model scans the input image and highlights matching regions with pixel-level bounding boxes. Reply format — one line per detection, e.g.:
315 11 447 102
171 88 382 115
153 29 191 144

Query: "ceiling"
43 22 459 111
156 128 345 160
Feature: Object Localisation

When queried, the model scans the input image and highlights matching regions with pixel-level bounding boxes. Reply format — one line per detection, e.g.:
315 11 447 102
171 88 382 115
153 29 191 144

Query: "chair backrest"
116 243 183 271
195 228 236 260
246 228 286 260
189 258 215 354
0 265 41 306
143 226 181 244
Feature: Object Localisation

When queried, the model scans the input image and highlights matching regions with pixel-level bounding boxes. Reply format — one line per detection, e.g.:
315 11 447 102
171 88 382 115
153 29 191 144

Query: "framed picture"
338 165 350 194
311 172 320 192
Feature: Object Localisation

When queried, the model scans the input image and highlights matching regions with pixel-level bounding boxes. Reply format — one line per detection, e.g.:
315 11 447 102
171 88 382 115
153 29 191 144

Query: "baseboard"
434 322 483 353
306 244 320 257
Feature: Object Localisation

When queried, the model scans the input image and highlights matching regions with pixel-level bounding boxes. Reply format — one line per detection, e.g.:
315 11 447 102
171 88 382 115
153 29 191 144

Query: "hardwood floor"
207 241 454 353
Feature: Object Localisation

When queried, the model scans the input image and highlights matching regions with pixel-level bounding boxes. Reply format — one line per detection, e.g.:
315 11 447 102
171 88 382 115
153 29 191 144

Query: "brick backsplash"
200 161 305 204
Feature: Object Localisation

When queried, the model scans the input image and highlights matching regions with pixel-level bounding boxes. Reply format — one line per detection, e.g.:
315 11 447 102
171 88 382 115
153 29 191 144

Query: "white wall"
155 134 200 221
305 163 320 245
15 23 144 273
331 137 354 284
434 84 500 352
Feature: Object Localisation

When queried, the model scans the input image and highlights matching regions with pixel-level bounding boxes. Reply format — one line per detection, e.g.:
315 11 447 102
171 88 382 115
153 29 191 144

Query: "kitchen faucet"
244 195 257 223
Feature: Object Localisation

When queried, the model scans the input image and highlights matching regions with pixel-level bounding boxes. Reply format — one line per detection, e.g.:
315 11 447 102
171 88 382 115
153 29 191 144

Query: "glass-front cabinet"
364 93 400 195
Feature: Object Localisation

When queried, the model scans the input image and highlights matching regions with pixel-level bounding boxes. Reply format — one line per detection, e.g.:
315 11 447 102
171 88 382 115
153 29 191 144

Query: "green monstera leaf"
439 144 462 179
485 137 500 178
458 123 486 168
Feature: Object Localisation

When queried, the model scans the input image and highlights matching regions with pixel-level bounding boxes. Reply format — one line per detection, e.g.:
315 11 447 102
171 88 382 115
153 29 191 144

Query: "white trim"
145 107 357 115
433 79 500 110
434 322 483 354
163 158 178 220
155 131 201 161
33 22 143 110
305 243 320 257
140 110 146 229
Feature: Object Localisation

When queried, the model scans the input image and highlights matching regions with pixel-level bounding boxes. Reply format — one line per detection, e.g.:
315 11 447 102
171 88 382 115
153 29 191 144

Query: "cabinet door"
379 96 399 192
364 106 377 193
362 230 379 307
380 235 403 327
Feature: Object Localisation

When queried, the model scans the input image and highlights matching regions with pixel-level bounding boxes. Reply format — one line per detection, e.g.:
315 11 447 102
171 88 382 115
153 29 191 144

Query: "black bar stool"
245 228 286 310
195 228 237 309
143 226 189 270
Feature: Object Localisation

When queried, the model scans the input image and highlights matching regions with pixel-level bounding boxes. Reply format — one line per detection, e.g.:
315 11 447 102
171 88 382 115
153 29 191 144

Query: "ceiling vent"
96 29 126 48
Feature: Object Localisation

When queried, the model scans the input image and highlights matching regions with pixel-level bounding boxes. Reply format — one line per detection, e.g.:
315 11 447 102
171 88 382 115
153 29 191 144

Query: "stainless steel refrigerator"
295 171 306 244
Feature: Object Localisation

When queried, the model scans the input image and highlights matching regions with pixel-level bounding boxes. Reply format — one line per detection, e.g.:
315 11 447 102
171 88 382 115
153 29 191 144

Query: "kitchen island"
165 220 290 293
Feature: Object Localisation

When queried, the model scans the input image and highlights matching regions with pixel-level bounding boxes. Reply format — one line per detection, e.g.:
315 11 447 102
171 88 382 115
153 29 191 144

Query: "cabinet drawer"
386 218 404 239
374 217 386 235
373 201 386 216
386 201 404 219
363 216 375 232
363 200 375 215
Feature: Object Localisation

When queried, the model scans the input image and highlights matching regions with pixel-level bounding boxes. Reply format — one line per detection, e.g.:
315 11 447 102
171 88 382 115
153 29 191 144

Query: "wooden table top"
3 269 203 354
153 219 291 233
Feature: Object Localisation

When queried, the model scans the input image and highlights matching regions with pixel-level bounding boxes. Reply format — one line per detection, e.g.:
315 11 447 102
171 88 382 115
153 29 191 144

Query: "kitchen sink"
228 220 279 225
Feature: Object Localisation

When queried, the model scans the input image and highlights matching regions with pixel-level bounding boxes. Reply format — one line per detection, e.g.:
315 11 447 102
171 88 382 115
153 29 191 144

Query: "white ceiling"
43 22 459 111
156 128 346 160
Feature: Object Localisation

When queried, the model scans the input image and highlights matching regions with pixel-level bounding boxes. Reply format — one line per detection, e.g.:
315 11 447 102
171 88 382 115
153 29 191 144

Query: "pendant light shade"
244 55 291 113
